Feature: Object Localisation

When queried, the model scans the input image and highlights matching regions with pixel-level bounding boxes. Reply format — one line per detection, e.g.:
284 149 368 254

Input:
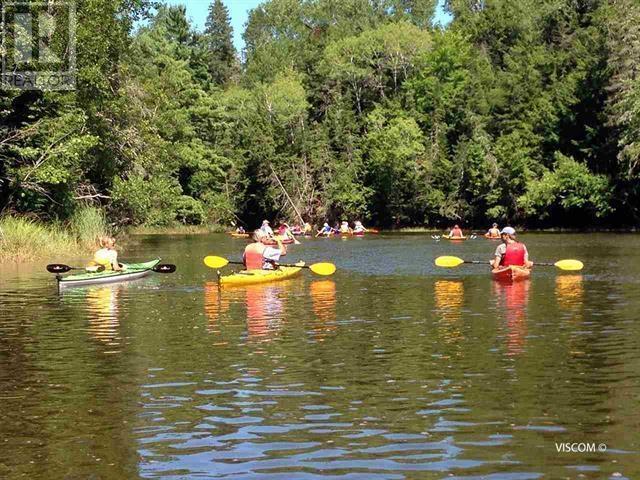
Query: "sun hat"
500 226 516 235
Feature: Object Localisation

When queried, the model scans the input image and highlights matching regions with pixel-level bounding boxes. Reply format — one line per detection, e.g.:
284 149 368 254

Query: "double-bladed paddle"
46 263 177 274
434 256 584 271
47 264 105 274
203 256 336 276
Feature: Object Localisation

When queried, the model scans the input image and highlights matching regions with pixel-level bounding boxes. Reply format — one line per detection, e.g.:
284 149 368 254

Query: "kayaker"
339 221 352 234
303 222 313 235
236 226 246 234
448 225 464 238
278 223 295 241
490 227 533 269
485 223 500 238
94 236 123 271
316 222 332 237
243 230 288 270
260 220 274 237
353 221 367 234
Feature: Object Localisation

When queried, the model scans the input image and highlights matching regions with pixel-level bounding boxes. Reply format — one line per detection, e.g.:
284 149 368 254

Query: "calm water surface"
0 233 638 479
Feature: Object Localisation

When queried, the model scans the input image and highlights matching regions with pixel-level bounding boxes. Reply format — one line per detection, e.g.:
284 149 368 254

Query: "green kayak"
57 259 161 289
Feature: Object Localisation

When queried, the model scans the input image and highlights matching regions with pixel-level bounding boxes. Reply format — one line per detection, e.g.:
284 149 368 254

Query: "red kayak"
353 231 365 237
492 266 531 282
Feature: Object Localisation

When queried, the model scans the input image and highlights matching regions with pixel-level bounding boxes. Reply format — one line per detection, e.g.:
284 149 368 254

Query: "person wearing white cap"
490 226 533 269
260 220 274 237
316 222 333 237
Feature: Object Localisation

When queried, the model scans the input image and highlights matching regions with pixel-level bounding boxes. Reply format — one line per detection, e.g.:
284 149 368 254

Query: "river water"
0 233 638 479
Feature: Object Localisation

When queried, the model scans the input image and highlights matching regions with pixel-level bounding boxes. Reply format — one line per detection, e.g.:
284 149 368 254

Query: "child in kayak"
490 227 534 269
447 225 464 238
94 236 123 271
243 230 288 270
485 223 500 238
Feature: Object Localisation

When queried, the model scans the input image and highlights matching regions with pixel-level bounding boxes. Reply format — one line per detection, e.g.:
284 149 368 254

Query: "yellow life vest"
94 248 114 270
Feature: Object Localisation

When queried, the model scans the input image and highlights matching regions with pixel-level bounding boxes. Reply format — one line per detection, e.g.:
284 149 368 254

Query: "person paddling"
448 224 464 238
303 222 313 236
94 236 123 271
490 227 533 270
353 221 367 234
243 230 288 270
260 220 274 237
339 221 352 235
485 223 500 239
316 222 333 237
236 226 246 234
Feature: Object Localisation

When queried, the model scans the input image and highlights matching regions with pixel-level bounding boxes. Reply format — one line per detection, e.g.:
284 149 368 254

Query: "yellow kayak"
219 262 305 286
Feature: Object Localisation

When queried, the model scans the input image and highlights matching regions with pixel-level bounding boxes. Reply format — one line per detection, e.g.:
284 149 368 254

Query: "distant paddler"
484 223 500 239
316 222 333 237
303 222 313 236
490 227 533 270
244 230 288 270
447 224 464 239
235 225 246 234
353 221 367 235
93 236 123 271
339 221 352 235
277 222 295 241
259 219 274 237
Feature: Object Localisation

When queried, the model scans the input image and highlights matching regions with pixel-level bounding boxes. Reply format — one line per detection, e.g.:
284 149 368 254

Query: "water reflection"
492 280 530 357
555 275 584 311
62 285 123 350
310 280 337 340
204 281 230 333
434 280 465 345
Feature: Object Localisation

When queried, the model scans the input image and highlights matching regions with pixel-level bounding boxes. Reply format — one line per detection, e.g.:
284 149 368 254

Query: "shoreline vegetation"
1 1 639 237
2 211 638 264
0 209 109 263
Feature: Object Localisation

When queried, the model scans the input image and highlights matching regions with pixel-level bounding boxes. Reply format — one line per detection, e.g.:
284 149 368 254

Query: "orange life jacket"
244 242 266 270
502 242 526 267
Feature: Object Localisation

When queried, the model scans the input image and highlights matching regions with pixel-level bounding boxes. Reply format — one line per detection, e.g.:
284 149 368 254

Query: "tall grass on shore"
0 208 109 263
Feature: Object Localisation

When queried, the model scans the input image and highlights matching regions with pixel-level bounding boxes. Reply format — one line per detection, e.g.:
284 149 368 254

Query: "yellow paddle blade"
435 256 465 268
309 262 336 276
554 259 584 271
204 256 230 269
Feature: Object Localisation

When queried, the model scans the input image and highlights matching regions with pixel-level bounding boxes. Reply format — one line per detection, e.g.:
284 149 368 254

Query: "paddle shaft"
466 260 556 267
224 260 313 270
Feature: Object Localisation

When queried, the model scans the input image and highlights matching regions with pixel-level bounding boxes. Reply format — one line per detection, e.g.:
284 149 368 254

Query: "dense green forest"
1 0 639 229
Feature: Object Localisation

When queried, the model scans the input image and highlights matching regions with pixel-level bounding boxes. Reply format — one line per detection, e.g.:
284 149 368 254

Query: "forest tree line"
0 0 639 229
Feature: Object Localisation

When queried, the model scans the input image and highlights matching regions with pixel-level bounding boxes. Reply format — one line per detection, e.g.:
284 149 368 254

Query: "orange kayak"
263 236 295 245
443 235 468 241
229 232 249 238
492 266 531 282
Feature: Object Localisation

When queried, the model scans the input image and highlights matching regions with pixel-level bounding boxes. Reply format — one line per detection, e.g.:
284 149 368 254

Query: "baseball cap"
500 226 516 235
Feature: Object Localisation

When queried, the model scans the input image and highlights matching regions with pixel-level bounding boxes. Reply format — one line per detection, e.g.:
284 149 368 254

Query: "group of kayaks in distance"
47 223 584 290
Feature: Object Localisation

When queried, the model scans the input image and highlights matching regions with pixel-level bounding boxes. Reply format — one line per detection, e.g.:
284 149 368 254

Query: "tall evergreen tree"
204 0 237 85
